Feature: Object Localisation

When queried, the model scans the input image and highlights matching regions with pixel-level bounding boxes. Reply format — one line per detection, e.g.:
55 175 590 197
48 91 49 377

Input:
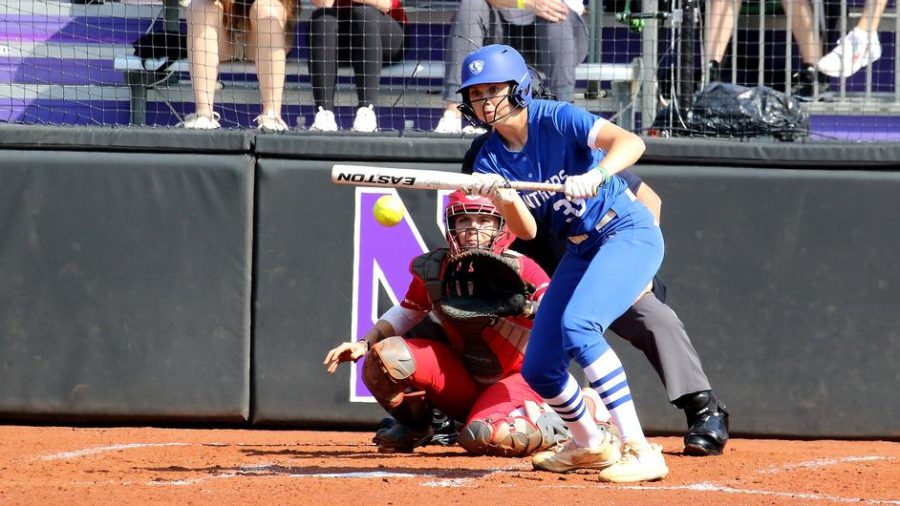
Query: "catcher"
323 189 613 456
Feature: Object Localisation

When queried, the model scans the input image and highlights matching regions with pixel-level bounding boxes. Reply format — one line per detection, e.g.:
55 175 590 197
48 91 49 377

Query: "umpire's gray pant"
609 293 712 403
441 0 589 104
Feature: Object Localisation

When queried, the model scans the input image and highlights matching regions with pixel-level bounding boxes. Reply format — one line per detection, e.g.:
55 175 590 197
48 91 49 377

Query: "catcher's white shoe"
598 440 669 483
531 426 621 473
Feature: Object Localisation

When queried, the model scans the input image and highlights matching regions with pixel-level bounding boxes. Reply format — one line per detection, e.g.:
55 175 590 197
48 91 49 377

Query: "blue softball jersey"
470 99 634 238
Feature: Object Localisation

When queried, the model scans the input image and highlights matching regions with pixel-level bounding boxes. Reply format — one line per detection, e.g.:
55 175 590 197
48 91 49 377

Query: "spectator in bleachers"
433 0 588 134
817 0 885 77
705 0 829 99
183 0 298 130
306 0 407 132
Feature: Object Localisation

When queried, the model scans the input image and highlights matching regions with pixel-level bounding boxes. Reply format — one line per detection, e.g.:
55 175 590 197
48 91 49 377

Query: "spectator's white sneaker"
310 107 338 132
817 28 882 78
434 110 487 134
434 110 463 133
254 111 288 132
178 112 221 129
598 440 669 483
462 124 488 135
352 105 378 132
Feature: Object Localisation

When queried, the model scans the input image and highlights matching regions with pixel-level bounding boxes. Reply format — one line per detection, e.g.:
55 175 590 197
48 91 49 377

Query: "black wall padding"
0 150 254 422
615 165 900 438
641 138 900 168
253 135 470 162
1 129 898 438
0 125 253 153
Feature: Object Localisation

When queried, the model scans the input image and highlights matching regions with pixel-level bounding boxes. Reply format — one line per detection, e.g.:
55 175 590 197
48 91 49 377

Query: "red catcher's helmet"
444 190 514 255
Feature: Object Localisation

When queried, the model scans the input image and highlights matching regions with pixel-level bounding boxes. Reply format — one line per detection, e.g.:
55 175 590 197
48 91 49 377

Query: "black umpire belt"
567 209 617 245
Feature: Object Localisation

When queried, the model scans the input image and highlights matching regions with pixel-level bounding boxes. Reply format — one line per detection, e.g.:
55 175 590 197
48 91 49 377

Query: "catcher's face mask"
445 190 514 256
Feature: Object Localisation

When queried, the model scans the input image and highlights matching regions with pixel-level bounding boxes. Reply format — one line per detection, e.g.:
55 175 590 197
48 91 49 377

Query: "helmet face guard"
445 190 514 256
456 45 533 126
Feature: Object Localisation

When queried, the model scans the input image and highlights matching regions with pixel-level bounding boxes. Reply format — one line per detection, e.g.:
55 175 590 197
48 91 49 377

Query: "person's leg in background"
346 5 405 132
704 0 743 83
534 10 588 102
247 0 290 130
781 0 830 99
435 0 500 133
307 7 340 131
184 0 235 128
817 0 886 77
609 292 730 456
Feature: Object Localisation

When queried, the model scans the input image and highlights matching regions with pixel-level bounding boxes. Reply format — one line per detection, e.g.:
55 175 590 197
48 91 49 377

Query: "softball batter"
459 44 668 482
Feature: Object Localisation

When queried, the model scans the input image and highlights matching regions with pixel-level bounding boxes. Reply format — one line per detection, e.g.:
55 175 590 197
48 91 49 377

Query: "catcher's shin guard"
363 336 433 452
362 336 418 411
458 407 570 457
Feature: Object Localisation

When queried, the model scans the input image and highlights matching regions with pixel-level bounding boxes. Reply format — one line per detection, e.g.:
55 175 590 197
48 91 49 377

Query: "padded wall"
0 150 254 422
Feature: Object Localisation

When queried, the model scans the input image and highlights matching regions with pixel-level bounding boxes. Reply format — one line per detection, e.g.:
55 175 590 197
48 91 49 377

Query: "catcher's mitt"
439 249 532 321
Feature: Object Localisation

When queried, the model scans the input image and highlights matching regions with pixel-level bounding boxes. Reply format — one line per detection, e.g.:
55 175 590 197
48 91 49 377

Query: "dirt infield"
1 426 898 505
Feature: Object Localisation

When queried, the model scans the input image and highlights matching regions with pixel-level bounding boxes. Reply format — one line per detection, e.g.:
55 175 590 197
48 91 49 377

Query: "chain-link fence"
0 0 896 140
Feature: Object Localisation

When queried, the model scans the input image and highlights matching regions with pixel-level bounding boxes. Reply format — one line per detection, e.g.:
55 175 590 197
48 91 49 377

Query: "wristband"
594 166 610 186
358 339 370 352
516 0 525 9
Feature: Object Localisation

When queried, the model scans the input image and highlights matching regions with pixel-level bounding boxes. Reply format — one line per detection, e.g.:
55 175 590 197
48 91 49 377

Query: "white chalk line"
760 455 896 474
144 464 900 504
580 481 900 505
37 443 191 461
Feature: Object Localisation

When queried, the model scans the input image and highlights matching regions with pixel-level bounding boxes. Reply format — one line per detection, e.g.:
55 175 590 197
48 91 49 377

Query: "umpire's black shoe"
676 391 730 456
373 422 433 453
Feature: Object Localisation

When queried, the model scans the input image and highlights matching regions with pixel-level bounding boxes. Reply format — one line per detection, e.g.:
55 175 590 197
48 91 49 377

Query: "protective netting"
0 0 897 140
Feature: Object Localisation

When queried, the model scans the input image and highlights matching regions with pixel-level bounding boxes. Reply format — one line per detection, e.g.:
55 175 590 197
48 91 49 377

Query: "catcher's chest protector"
410 248 527 384
410 248 451 307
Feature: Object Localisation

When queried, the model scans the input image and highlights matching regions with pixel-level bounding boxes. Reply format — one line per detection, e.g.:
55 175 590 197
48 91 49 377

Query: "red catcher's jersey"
400 250 549 384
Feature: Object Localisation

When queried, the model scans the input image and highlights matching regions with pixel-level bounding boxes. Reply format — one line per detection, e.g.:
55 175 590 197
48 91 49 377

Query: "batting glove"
564 167 609 200
465 173 508 197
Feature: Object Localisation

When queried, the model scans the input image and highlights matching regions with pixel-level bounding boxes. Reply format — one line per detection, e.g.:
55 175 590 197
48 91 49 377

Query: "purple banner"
349 189 428 401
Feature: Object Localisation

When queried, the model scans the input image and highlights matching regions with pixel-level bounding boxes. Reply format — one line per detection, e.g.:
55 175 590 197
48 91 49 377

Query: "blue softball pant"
521 200 664 399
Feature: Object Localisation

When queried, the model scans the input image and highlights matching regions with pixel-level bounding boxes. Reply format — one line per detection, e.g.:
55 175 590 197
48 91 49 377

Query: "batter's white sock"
584 349 647 446
544 374 608 448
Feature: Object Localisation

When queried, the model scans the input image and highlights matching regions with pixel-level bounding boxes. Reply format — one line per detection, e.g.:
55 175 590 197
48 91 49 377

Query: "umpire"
461 135 730 456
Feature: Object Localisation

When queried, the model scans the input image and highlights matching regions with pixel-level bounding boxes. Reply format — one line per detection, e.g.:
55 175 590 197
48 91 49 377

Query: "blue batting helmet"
457 44 534 109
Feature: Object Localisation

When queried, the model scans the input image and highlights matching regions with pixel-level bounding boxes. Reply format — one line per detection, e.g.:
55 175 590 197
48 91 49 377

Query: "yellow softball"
372 194 405 227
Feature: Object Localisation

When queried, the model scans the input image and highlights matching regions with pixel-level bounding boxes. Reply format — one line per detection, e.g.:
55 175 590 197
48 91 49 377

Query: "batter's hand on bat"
464 173 507 197
564 169 606 200
323 340 368 374
490 187 521 207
